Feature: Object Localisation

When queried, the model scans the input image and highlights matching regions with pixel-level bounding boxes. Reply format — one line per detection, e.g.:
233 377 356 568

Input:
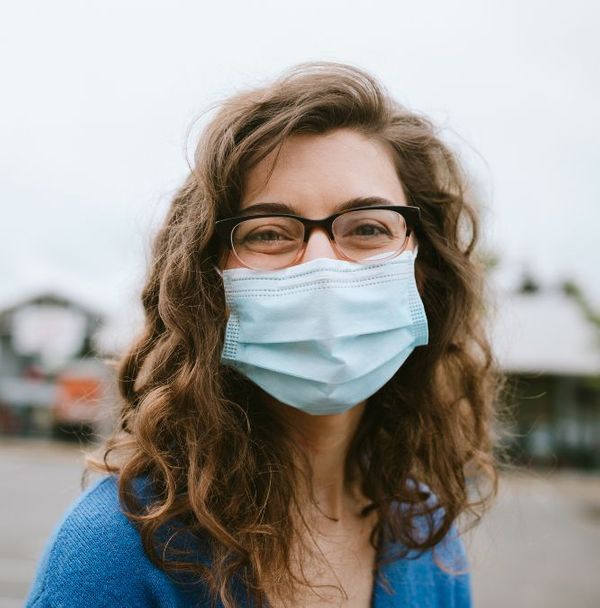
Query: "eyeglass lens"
231 209 408 270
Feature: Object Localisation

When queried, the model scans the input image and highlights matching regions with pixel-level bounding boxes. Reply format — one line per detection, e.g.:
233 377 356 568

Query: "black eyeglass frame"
214 204 421 244
214 204 421 269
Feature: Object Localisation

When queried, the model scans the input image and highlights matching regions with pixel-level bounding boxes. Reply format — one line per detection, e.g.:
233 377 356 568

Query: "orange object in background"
53 374 102 425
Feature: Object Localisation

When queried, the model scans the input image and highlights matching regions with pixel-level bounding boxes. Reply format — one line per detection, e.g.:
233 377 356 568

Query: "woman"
26 62 502 607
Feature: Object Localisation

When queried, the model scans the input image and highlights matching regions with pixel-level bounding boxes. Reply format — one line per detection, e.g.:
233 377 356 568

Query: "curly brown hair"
87 61 504 607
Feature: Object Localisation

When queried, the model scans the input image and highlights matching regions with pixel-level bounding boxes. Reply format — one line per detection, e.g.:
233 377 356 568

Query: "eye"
243 227 295 243
344 221 392 238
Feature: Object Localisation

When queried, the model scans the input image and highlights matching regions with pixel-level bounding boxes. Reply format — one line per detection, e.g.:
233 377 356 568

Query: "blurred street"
1 439 599 607
464 468 600 607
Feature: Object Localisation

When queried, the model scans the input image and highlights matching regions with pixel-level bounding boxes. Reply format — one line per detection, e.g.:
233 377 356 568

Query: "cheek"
407 232 417 252
218 249 237 270
224 252 246 270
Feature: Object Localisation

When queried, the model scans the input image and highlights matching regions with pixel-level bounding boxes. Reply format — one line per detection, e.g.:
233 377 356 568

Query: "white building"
491 288 600 467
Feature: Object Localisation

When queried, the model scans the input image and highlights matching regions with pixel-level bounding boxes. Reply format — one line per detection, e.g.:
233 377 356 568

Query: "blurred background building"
494 277 600 469
0 292 114 442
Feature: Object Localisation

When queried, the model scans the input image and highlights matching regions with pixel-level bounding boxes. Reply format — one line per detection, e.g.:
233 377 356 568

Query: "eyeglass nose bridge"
299 216 337 243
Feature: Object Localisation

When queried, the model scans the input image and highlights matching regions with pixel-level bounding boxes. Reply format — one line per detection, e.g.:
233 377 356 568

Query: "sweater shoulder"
25 475 177 608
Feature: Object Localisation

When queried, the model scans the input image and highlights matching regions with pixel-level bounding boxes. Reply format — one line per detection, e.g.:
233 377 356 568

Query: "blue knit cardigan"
26 476 471 607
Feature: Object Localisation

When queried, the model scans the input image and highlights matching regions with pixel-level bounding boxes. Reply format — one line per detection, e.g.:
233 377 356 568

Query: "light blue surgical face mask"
219 248 428 415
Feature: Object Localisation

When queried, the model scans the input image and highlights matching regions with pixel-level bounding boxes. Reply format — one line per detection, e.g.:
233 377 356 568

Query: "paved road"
1 439 599 607
0 439 88 608
465 468 600 607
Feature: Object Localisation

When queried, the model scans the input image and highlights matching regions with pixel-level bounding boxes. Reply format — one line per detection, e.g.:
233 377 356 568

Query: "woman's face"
223 128 415 270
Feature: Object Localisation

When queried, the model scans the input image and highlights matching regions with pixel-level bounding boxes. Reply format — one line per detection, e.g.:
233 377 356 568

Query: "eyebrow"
239 196 396 217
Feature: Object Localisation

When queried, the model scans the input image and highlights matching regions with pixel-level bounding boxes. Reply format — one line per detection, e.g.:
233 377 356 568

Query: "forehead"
240 129 407 215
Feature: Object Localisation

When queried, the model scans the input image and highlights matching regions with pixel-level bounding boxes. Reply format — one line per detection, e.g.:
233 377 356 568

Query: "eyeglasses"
215 204 421 270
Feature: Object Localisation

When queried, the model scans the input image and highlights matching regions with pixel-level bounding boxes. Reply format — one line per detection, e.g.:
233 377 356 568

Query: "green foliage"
518 273 541 294
561 279 600 329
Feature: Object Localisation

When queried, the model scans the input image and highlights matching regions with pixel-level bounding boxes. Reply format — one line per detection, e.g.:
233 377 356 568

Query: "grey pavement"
0 439 86 608
1 439 599 607
465 468 600 607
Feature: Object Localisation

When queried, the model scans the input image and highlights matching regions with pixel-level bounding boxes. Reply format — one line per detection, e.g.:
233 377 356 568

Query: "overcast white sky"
1 0 599 333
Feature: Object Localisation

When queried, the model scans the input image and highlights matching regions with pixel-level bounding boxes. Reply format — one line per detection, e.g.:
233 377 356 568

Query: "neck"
264 394 367 521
